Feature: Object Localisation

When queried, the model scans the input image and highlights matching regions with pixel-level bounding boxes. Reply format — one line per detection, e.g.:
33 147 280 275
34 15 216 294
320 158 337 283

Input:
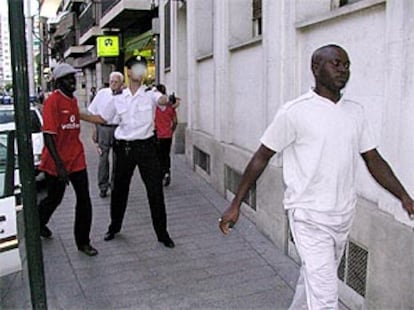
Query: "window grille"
193 146 210 175
225 165 256 210
338 240 368 297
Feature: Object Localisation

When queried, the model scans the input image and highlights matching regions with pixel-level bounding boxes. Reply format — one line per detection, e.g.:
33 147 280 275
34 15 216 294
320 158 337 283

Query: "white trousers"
288 208 354 310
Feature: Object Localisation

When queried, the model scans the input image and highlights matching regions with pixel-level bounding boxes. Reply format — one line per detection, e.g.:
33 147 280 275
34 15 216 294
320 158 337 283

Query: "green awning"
125 30 153 53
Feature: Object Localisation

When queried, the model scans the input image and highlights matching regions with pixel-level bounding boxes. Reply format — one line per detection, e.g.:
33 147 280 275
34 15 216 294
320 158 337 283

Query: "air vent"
338 240 368 297
224 165 256 210
193 146 210 174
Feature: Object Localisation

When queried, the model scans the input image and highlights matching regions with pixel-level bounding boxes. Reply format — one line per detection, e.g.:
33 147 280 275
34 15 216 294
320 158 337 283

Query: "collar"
56 89 75 101
310 88 346 105
124 85 147 98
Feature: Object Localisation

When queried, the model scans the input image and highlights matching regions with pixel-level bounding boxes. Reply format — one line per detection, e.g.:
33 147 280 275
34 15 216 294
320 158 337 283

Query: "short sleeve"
260 106 296 152
87 89 103 114
42 95 59 134
359 108 377 153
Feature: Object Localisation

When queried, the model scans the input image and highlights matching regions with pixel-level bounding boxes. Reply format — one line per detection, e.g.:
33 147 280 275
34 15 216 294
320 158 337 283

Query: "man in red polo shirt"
154 84 179 186
38 63 98 256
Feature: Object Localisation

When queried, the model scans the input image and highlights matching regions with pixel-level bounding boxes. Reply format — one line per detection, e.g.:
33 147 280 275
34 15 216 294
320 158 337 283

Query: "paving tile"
1 124 302 309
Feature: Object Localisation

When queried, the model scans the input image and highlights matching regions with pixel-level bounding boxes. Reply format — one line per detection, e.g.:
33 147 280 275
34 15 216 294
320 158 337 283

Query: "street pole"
8 0 47 309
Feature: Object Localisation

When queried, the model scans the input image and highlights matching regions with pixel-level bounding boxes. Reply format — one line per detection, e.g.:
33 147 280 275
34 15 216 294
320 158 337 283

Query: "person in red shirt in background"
154 84 179 186
38 63 98 257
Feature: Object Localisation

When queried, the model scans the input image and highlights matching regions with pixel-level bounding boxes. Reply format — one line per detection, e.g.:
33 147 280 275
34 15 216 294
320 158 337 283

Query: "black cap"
124 55 147 68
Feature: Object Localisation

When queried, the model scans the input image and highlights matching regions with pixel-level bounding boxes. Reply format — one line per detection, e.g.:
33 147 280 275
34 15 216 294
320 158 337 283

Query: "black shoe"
40 225 52 238
99 190 107 198
104 231 115 241
158 237 175 248
78 244 98 256
163 174 171 187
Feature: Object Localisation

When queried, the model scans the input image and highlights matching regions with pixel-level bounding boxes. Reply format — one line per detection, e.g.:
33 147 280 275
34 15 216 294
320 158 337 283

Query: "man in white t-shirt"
219 44 414 309
88 72 123 198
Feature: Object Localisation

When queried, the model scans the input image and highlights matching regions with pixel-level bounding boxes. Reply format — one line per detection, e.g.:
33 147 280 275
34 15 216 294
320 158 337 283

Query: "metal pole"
8 0 47 309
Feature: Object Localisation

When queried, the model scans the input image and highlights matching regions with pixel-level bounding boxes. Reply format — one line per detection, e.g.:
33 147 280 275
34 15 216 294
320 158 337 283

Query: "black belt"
100 124 118 128
115 136 155 147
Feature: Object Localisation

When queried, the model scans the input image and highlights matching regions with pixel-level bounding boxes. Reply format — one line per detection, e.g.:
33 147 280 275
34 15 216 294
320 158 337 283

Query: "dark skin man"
219 45 414 234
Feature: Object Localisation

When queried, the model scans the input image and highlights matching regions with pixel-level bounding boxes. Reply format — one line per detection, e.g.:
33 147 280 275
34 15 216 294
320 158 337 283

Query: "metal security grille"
224 165 256 210
337 240 368 297
193 146 210 174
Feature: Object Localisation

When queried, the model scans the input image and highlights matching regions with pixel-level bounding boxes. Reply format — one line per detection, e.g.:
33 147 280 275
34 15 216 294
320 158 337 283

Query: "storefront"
124 30 156 86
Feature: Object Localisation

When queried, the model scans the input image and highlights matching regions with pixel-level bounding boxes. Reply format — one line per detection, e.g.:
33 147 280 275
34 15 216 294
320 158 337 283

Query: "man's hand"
401 196 414 219
56 162 69 185
219 202 240 235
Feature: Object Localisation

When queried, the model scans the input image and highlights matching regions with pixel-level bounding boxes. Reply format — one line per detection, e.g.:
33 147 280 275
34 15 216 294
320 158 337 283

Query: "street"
1 121 300 309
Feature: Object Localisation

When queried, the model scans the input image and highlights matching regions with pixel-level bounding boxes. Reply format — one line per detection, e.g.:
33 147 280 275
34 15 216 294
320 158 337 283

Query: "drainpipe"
8 0 47 309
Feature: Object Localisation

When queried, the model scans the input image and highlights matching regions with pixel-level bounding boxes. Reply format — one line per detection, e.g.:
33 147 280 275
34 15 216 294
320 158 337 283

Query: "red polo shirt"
39 90 86 176
155 105 176 138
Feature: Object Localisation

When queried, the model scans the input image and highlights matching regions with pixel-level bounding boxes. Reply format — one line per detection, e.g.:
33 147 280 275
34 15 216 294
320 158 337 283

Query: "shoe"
104 231 115 241
163 174 171 187
78 244 98 256
40 225 52 238
99 190 107 198
158 237 175 248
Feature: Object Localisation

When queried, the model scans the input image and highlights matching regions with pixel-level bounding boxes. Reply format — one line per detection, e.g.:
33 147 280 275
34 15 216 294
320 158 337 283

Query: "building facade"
0 11 12 90
161 0 414 309
40 0 414 308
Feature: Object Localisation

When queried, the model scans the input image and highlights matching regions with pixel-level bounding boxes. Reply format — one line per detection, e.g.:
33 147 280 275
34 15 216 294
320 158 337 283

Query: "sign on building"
97 36 119 57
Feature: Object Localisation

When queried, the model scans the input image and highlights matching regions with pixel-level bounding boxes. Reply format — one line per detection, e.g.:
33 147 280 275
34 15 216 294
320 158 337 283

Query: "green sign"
97 36 119 57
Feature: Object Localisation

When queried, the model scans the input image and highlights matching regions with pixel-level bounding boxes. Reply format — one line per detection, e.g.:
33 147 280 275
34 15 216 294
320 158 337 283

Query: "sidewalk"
2 123 300 309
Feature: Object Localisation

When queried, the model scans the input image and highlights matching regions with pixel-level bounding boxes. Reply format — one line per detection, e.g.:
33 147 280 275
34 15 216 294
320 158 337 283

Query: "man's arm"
361 149 414 216
171 114 178 133
43 133 69 184
80 113 106 124
219 144 276 234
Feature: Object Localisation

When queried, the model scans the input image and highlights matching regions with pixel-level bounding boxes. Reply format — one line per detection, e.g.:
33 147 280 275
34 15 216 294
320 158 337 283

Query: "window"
193 146 210 174
252 0 262 36
332 0 362 8
164 0 171 69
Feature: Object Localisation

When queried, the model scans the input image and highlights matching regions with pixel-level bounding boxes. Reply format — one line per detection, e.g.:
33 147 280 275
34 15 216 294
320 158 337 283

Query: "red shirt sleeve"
42 93 59 134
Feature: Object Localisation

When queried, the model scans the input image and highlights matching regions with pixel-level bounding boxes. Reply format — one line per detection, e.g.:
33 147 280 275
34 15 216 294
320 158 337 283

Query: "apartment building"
41 0 414 308
0 11 12 89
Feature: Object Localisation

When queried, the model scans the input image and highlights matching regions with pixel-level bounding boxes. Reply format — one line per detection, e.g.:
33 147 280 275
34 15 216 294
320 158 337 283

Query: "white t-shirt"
99 86 162 140
260 90 377 216
88 88 118 125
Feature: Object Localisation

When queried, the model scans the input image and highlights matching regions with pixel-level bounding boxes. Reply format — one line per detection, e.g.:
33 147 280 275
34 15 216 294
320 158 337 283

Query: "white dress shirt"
99 86 163 140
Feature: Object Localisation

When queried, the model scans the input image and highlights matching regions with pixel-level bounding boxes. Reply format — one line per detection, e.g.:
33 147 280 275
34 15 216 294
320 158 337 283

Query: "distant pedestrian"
38 63 98 257
219 44 414 309
154 84 179 186
90 86 97 102
88 72 123 198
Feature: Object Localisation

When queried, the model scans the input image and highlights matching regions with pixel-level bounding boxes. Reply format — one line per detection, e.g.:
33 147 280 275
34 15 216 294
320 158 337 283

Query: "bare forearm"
80 113 106 124
366 156 410 202
233 149 273 207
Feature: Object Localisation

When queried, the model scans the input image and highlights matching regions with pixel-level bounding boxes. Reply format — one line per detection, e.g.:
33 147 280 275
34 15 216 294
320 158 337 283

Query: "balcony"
79 2 103 45
100 0 152 31
51 12 75 41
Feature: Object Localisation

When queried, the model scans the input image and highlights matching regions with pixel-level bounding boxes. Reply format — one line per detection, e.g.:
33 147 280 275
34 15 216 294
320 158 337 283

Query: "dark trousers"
38 169 92 247
108 137 169 240
157 138 172 176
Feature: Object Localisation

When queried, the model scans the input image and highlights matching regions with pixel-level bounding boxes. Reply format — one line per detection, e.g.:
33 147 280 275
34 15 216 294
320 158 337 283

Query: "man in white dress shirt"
88 72 123 198
82 56 175 248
